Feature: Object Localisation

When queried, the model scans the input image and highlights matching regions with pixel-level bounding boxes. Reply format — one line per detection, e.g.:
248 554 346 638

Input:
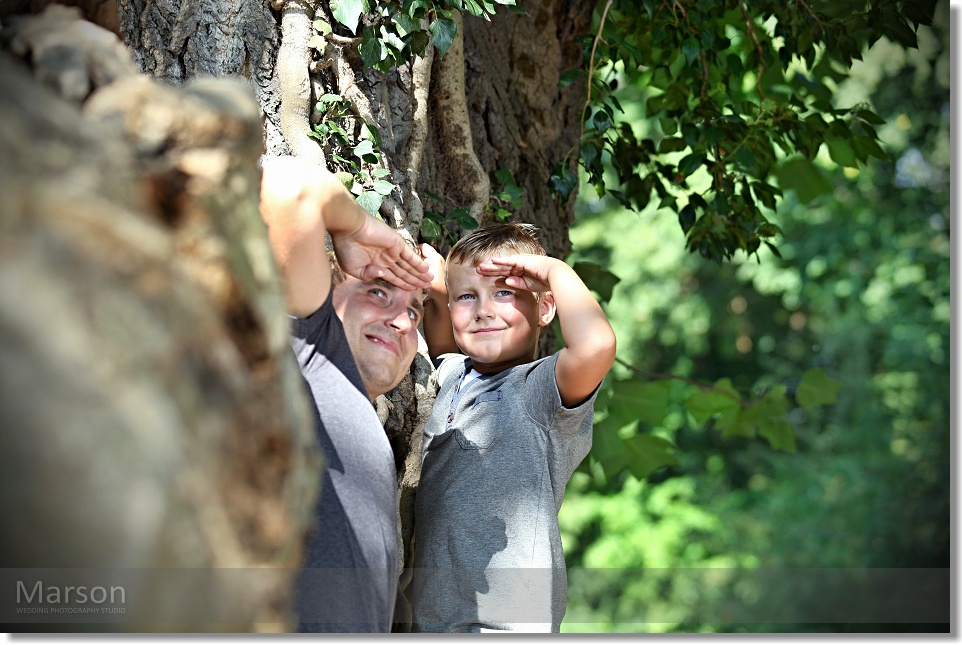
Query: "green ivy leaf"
773 157 833 203
452 208 479 230
372 168 391 178
404 30 431 56
359 35 387 68
549 162 578 202
330 0 368 33
623 434 680 480
686 385 741 425
759 418 796 452
677 152 704 178
392 12 420 36
658 137 687 153
825 136 857 168
682 36 701 64
558 69 581 88
356 190 382 215
334 172 354 189
353 140 380 163
592 415 633 478
571 261 621 304
421 218 443 240
372 180 395 196
608 379 670 428
430 17 458 57
795 368 841 410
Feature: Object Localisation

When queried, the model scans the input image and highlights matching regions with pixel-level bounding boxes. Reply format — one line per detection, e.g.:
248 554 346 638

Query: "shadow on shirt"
411 515 513 632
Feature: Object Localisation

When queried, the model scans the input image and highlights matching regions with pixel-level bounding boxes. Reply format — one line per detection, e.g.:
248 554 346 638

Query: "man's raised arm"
259 156 432 317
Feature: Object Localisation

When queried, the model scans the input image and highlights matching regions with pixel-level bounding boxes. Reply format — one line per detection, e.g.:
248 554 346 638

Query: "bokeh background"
556 1 950 632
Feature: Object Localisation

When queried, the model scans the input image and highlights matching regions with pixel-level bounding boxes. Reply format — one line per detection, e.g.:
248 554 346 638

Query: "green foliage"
324 0 522 75
550 0 935 263
560 9 949 630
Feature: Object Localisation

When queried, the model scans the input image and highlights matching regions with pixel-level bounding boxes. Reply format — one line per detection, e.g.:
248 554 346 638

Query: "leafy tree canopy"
555 0 937 262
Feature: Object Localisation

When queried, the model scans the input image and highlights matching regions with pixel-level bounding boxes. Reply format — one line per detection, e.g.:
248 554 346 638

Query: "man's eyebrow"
370 277 425 315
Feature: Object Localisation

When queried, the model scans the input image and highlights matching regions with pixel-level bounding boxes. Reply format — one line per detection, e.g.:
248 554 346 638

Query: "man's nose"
387 306 413 332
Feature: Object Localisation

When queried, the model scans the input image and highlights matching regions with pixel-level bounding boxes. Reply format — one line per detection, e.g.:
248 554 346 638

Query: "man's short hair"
447 223 546 267
328 250 347 286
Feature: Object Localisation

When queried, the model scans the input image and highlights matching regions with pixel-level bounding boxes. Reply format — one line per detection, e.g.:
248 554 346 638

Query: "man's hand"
332 217 433 291
476 255 559 293
260 155 431 317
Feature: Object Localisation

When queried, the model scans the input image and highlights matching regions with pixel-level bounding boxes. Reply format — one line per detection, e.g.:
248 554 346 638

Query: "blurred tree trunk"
0 0 591 631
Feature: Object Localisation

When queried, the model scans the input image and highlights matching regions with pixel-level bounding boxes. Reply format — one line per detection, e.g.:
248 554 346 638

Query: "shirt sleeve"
523 351 601 435
289 286 368 398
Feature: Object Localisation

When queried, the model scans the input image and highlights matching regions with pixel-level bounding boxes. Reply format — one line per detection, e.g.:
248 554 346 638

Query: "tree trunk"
0 0 591 631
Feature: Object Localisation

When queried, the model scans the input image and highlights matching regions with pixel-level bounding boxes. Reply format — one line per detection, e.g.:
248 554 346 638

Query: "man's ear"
538 292 557 327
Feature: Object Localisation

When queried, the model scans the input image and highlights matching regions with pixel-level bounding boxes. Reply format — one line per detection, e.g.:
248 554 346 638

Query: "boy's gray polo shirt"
289 289 398 632
413 351 596 632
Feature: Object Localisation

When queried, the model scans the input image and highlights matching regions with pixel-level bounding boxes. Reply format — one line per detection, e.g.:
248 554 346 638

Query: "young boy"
412 223 616 632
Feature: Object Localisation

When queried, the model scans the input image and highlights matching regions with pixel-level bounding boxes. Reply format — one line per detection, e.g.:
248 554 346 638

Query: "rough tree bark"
0 0 592 631
0 4 320 630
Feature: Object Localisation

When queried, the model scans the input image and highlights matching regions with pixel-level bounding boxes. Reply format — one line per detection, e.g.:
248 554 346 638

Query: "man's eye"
408 309 420 322
370 288 386 299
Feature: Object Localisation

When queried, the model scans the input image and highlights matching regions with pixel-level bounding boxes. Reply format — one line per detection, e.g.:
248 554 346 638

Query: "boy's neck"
469 350 537 375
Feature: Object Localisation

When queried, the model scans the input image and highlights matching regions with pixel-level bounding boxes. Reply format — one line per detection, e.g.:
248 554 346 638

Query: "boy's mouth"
473 327 504 334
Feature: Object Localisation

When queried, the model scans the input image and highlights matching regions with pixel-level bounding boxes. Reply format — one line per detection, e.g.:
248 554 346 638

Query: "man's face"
446 258 551 373
332 276 424 400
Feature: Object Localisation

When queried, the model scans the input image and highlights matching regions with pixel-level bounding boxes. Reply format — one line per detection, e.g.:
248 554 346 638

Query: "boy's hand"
420 243 447 298
419 243 458 359
332 216 433 290
476 255 558 293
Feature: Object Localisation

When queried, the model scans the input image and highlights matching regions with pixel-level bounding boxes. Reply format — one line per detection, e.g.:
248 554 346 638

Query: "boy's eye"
455 294 475 301
495 290 513 298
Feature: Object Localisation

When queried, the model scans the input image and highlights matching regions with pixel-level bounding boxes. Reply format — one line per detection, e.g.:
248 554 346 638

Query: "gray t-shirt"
289 290 398 632
412 352 596 632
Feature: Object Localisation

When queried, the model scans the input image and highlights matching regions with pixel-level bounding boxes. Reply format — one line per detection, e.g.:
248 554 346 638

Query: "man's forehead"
342 275 424 308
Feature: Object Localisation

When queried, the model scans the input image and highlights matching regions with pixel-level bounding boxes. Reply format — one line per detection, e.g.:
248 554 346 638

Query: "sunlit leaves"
356 190 382 215
553 0 931 263
330 0 369 33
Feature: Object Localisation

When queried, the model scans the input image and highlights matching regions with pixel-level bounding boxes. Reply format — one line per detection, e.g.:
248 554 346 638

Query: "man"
259 156 432 632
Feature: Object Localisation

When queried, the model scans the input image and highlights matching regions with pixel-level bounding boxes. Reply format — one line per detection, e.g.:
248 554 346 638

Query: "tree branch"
433 10 490 223
578 0 613 157
615 357 749 408
277 0 325 165
737 0 766 99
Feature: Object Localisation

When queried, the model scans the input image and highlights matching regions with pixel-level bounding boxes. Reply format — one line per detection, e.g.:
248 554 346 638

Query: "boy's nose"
474 298 494 319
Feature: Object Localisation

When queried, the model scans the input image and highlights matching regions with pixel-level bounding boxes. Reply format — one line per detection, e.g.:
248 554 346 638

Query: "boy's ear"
538 292 557 327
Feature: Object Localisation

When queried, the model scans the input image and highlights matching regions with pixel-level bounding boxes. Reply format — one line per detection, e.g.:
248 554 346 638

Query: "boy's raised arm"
260 156 431 318
420 243 459 360
478 256 616 408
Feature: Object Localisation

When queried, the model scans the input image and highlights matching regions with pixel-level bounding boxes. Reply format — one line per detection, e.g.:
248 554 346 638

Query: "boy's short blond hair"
445 223 547 297
447 223 545 267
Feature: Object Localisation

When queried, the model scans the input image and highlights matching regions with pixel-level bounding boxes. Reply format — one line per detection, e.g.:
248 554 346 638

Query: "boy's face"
446 258 553 373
